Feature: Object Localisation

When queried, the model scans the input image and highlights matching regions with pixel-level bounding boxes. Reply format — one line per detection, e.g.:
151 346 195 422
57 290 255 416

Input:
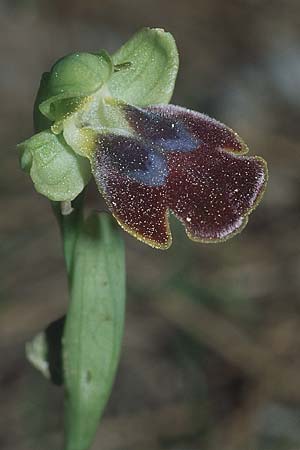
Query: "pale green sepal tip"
38 51 113 121
26 332 50 380
18 130 91 202
108 27 179 106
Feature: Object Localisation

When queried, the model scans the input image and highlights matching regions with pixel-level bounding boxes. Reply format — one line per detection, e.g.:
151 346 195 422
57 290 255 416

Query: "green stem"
51 190 85 277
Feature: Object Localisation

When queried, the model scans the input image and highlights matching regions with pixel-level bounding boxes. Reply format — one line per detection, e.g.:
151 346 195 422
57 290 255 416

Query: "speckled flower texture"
18 27 267 249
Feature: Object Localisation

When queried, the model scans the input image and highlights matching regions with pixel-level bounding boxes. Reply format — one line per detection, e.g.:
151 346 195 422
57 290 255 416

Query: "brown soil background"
1 1 300 449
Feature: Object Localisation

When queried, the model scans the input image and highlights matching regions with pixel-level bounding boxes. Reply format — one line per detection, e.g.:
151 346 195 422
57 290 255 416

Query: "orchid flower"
19 28 267 249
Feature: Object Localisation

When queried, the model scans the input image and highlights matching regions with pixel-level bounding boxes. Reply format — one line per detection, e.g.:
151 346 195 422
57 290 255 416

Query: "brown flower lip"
91 103 267 249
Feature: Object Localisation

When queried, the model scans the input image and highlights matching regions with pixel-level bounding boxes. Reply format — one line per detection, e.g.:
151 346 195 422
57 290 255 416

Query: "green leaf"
38 51 113 121
108 27 179 106
63 212 125 450
18 130 91 201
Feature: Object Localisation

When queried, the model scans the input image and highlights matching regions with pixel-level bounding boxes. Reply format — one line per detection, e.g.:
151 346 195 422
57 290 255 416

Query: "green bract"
18 131 91 201
19 27 179 202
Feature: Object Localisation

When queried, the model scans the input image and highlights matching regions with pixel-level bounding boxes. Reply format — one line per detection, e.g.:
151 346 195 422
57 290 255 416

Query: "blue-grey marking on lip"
96 134 168 187
124 105 201 153
127 151 168 186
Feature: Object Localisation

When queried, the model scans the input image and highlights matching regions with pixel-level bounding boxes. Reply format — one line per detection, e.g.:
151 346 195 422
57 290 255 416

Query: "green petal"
18 130 91 201
37 51 113 122
108 27 179 106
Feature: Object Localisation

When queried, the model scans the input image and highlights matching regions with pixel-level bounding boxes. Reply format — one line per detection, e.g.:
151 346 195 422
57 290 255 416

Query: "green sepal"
108 27 179 106
18 130 91 201
63 212 125 450
37 51 113 122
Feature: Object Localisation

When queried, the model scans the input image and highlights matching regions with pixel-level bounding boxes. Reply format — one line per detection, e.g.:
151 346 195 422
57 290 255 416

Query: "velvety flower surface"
91 104 267 249
19 29 268 249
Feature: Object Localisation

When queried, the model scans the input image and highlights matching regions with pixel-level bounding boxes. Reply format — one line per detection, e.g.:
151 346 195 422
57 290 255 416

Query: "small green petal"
38 51 113 122
18 131 91 201
63 117 97 158
62 97 130 158
108 27 179 106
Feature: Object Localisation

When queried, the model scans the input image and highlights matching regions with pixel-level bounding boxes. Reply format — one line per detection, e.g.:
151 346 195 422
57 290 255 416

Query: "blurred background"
1 0 300 449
